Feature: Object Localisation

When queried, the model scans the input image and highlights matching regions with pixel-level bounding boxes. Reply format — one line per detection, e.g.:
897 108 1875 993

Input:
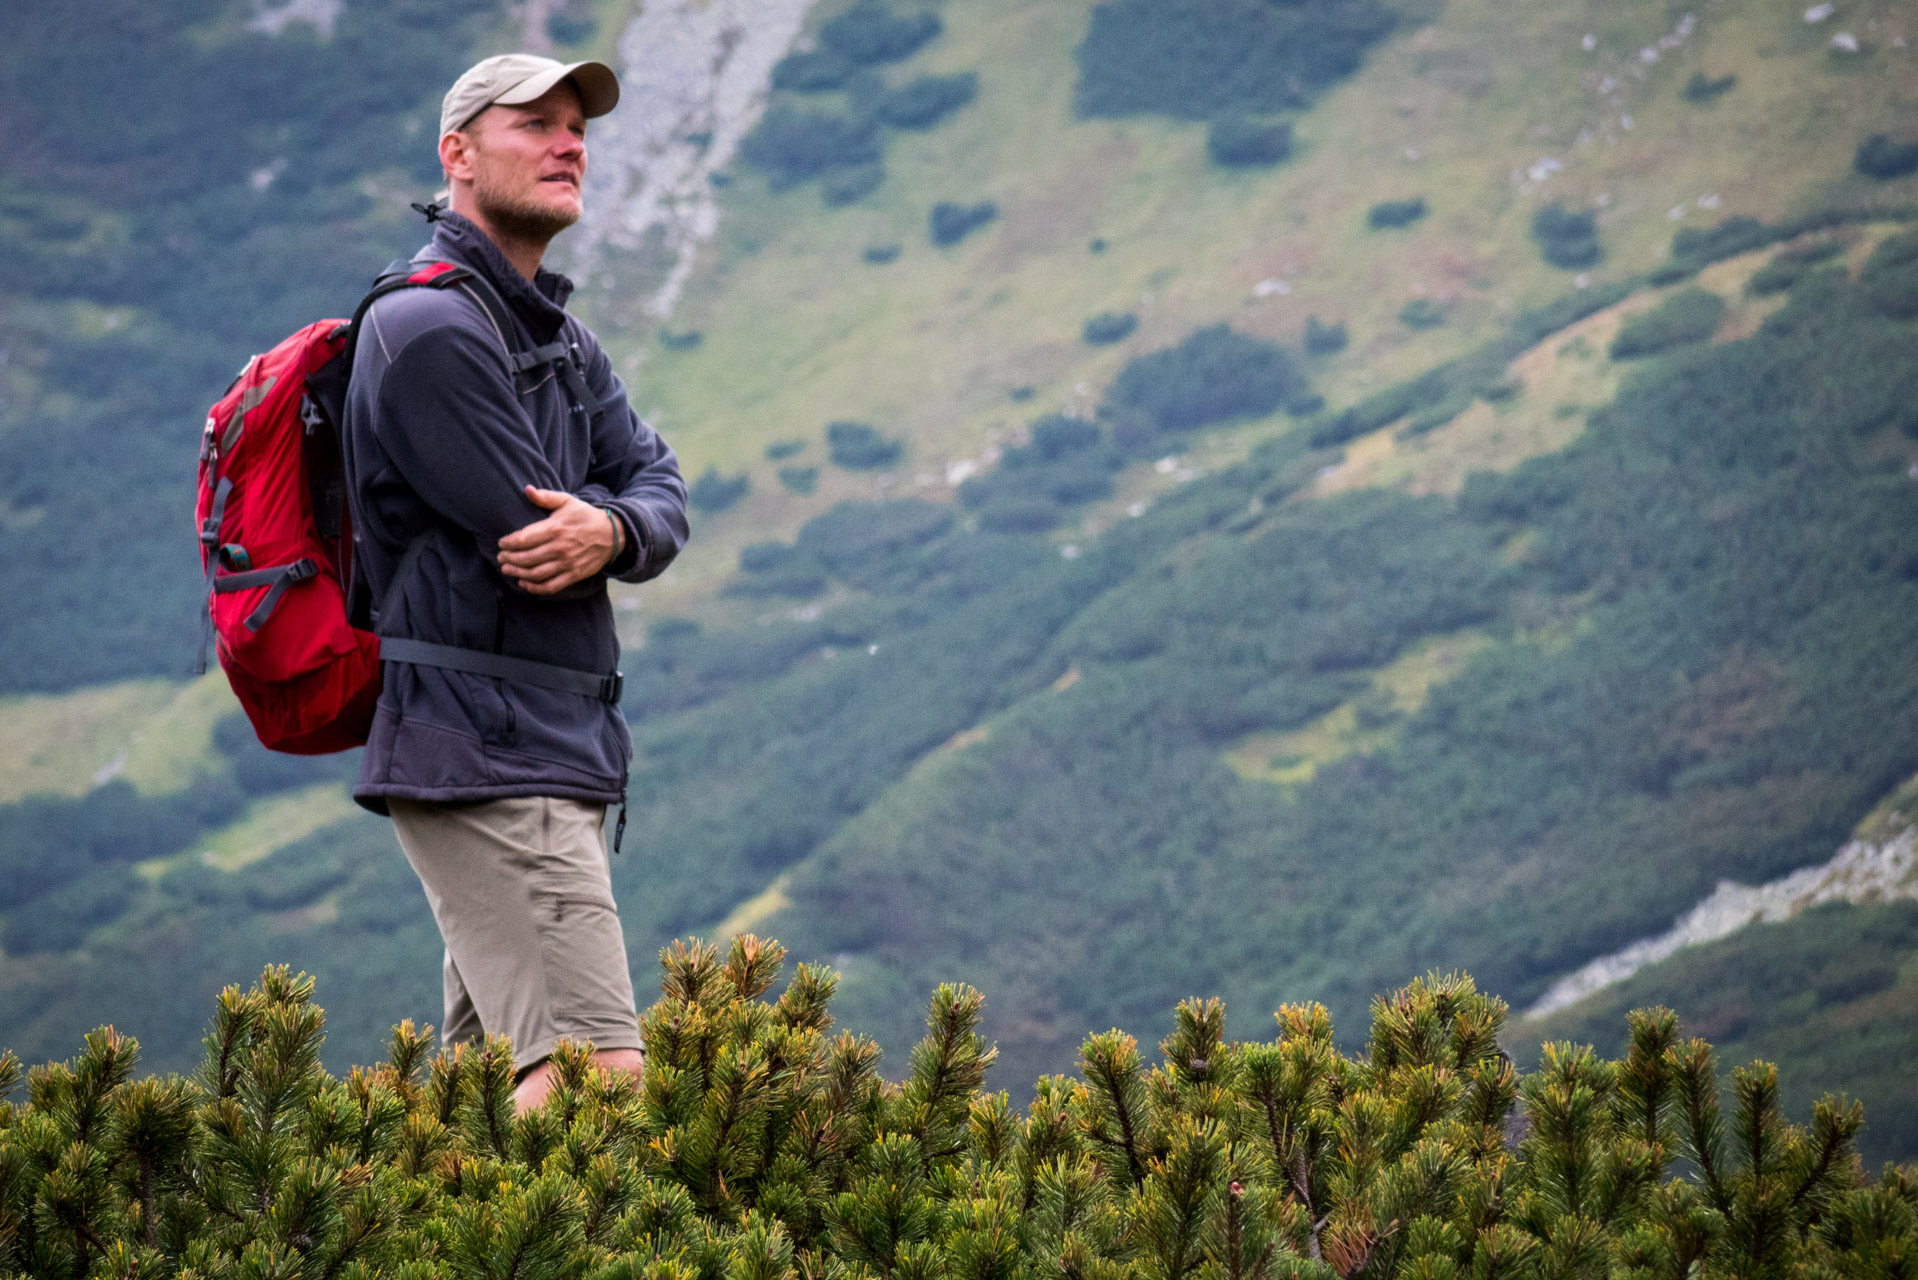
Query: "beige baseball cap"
440 54 620 139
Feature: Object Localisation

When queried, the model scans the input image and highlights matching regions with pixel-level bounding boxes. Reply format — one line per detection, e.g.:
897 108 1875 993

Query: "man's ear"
439 130 472 182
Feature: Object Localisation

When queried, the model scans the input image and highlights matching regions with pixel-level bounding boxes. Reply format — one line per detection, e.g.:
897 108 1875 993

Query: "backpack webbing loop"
195 476 235 675
212 557 321 632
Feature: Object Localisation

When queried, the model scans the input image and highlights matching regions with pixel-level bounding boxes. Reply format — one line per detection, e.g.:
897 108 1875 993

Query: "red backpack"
194 258 482 753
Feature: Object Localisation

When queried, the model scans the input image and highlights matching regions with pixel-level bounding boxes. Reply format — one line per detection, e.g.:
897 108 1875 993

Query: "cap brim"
494 59 620 119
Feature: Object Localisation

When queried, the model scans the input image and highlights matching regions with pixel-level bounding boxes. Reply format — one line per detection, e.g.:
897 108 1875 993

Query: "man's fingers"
498 541 569 569
518 566 589 595
497 488 613 590
506 559 569 584
498 517 561 552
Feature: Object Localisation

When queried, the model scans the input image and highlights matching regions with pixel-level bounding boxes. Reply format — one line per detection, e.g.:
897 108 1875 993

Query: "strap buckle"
600 670 625 704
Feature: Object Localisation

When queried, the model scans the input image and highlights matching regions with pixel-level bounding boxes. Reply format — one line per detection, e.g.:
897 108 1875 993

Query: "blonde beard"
470 157 581 246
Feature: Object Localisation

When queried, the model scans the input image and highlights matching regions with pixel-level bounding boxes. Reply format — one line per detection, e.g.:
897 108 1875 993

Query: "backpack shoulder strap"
340 257 481 358
419 254 607 427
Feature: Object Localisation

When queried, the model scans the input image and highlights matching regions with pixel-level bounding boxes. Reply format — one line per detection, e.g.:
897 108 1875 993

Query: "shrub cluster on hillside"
689 467 751 514
1303 316 1348 356
5 949 1913 1280
1864 228 1918 319
771 2 941 90
738 497 959 597
1682 71 1737 103
779 465 820 496
1856 133 1918 181
1075 0 1395 120
1367 197 1427 229
1398 298 1445 330
1100 324 1310 445
1609 287 1727 359
1530 201 1601 269
957 415 1124 533
827 421 905 469
877 72 978 129
747 2 974 202
930 200 998 246
741 109 882 189
1745 240 1845 296
1206 117 1293 168
1082 312 1138 345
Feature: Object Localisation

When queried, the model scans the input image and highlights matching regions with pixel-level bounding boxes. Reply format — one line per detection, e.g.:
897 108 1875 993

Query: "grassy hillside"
581 0 1917 627
3 0 1918 1141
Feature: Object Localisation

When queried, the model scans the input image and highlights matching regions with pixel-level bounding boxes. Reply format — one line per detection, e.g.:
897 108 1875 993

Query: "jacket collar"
426 210 576 344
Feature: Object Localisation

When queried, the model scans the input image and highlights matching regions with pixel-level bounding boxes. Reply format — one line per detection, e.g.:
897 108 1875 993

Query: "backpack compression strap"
378 638 623 704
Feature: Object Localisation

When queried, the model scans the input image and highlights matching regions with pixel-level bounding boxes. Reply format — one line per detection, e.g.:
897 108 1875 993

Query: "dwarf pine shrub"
1532 202 1601 269
1746 240 1845 296
3 945 1909 1280
1303 317 1348 356
1398 298 1445 330
826 422 904 470
1856 134 1918 181
877 74 978 130
1610 288 1727 359
1207 118 1293 168
930 201 998 247
1102 325 1307 436
1367 198 1427 230
689 467 751 514
819 1 941 67
1682 72 1737 103
741 110 881 187
1083 312 1139 345
778 466 820 496
1863 229 1918 320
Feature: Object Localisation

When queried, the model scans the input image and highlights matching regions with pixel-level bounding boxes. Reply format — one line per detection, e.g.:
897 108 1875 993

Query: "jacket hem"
355 780 625 815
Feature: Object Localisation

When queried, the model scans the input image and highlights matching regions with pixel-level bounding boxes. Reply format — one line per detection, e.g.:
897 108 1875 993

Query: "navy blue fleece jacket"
341 211 687 813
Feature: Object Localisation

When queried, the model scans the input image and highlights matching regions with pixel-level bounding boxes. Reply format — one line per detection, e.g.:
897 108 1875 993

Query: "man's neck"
450 199 549 283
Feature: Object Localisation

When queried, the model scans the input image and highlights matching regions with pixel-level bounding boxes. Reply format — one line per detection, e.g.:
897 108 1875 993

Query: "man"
342 54 688 1108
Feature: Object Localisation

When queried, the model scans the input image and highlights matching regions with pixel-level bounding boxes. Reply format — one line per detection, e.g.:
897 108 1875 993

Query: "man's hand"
497 485 622 595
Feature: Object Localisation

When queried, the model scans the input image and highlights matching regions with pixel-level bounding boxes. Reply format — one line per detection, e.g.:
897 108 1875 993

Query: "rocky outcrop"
1525 816 1918 1019
570 0 819 317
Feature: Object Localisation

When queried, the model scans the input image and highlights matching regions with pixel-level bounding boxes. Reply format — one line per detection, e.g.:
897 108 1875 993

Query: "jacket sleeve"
570 333 689 585
372 320 559 557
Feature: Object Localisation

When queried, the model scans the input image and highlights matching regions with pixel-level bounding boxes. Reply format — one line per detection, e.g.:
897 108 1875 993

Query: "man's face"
450 82 588 241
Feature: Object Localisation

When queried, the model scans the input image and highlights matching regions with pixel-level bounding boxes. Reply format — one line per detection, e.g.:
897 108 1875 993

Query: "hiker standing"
341 55 688 1108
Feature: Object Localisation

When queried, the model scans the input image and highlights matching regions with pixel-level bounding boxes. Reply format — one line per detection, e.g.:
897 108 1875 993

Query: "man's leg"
441 950 485 1049
389 796 644 1105
514 1046 644 1109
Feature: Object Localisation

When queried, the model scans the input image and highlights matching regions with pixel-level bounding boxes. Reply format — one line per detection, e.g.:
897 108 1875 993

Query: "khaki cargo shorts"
388 795 643 1070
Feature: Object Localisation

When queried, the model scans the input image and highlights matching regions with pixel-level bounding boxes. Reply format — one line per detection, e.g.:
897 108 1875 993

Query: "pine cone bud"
1189 1056 1208 1079
1229 1180 1244 1198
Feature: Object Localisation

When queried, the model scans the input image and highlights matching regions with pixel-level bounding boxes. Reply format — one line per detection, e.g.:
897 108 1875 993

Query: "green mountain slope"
3 0 1918 1154
1523 898 1918 1168
0 0 507 690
